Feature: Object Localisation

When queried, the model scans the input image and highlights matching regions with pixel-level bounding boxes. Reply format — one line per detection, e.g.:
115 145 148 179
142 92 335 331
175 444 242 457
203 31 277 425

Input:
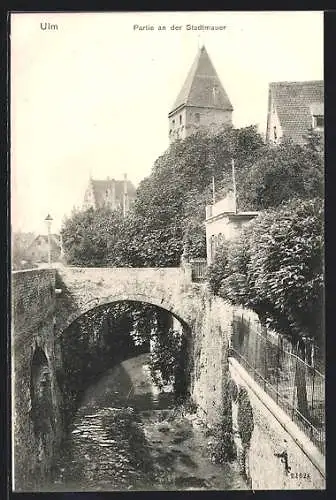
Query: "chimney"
123 173 128 217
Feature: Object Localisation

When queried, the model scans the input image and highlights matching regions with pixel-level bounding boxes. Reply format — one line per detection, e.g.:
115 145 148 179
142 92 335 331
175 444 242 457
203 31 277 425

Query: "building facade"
266 81 324 146
83 174 136 215
168 45 233 143
205 192 259 265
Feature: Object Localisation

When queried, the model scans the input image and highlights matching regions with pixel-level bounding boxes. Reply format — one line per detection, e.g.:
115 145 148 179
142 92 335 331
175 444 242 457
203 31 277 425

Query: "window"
172 119 175 126
169 129 172 135
273 126 277 141
313 115 324 129
179 114 182 124
195 112 200 123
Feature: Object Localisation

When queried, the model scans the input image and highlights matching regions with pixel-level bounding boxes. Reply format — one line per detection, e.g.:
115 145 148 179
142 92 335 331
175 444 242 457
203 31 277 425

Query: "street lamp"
44 214 53 266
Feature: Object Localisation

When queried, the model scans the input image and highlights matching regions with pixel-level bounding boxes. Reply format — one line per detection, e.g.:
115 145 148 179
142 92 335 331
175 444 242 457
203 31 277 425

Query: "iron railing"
230 311 325 455
190 258 207 282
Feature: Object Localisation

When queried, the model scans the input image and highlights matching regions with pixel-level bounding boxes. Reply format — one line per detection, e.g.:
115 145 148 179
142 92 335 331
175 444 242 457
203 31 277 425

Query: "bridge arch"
55 266 198 336
59 292 192 335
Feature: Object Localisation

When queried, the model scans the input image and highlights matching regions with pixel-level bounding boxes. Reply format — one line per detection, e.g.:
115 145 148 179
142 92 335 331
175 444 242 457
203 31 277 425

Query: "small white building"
205 192 259 265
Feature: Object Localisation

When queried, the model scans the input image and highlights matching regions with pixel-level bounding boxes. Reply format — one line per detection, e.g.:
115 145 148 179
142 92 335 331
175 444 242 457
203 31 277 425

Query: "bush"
207 242 230 295
209 198 324 345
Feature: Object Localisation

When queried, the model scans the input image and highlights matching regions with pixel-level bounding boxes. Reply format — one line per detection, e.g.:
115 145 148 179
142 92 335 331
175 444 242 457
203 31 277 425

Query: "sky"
10 11 323 234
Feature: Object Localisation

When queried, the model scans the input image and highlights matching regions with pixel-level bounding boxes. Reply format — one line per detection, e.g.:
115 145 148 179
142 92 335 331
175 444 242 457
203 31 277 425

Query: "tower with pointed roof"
168 45 233 143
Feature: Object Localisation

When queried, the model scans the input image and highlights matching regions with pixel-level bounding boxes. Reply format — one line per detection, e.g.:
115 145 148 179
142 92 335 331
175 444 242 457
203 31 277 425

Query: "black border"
4 6 336 500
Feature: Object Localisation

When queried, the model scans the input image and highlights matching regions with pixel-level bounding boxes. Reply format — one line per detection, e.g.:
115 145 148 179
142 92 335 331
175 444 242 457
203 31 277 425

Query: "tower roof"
169 45 233 116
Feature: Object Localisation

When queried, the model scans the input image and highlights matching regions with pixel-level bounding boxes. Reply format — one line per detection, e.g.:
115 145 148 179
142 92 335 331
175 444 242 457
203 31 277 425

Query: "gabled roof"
267 80 324 145
169 45 233 115
90 178 136 207
27 234 60 250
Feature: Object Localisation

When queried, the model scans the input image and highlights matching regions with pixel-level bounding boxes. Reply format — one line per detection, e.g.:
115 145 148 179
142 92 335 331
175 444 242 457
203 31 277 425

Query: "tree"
61 207 125 266
237 139 323 211
12 232 37 270
209 198 324 346
209 198 323 418
120 125 265 266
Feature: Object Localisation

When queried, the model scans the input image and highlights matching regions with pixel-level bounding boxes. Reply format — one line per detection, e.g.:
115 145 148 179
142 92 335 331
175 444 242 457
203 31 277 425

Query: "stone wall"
229 357 325 490
190 293 232 425
12 269 62 491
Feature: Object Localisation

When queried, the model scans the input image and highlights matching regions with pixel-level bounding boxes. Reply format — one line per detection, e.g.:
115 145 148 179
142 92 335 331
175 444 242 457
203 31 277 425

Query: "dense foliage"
61 125 323 269
207 378 236 464
61 207 125 266
149 328 183 390
237 388 254 447
60 124 324 352
61 125 266 267
238 137 323 211
12 232 37 270
208 198 324 345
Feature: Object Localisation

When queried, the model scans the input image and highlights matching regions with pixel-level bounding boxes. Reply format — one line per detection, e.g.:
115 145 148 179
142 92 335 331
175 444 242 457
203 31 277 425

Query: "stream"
52 353 248 491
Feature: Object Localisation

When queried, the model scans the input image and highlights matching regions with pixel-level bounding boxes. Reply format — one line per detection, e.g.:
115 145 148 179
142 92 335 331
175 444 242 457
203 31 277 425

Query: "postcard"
10 11 325 492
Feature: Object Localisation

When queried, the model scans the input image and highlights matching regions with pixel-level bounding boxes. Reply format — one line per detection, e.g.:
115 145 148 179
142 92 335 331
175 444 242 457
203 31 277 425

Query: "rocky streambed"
51 354 248 491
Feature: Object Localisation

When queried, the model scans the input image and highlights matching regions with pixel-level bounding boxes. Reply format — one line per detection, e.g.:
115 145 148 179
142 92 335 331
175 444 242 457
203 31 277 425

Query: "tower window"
273 126 277 141
312 115 324 129
179 114 182 124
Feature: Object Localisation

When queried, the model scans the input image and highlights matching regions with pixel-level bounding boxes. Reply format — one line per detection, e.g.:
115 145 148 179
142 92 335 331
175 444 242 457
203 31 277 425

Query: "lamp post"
44 214 53 266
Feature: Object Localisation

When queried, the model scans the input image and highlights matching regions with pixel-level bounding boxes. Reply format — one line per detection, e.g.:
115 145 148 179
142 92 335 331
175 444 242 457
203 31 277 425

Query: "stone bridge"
12 265 325 491
54 265 202 335
12 265 234 490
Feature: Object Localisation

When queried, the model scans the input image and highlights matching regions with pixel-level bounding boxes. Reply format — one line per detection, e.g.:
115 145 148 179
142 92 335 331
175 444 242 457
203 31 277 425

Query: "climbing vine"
208 378 236 464
149 327 183 389
237 387 254 447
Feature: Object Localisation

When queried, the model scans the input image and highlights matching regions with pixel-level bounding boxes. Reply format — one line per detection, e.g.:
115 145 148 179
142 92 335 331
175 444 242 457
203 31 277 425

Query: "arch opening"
61 294 191 336
30 347 54 445
57 299 193 428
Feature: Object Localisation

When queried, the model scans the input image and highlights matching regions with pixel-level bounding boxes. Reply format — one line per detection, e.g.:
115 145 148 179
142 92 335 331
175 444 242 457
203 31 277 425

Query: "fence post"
262 326 267 391
254 319 258 377
311 367 316 418
292 342 299 420
276 334 280 405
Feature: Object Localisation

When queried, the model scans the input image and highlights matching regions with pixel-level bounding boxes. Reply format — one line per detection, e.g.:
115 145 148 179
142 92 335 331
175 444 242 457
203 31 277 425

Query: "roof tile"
269 81 324 144
170 46 233 114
